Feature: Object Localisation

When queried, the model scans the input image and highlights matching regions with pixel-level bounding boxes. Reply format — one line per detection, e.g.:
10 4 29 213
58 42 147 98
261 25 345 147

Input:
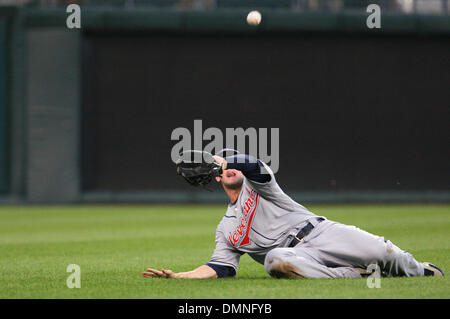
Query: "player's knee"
265 248 287 266
264 248 302 278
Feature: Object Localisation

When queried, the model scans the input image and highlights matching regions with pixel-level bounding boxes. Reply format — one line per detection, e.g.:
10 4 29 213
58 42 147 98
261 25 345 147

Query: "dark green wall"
26 29 81 203
23 7 450 35
2 7 450 202
0 14 10 194
82 31 450 195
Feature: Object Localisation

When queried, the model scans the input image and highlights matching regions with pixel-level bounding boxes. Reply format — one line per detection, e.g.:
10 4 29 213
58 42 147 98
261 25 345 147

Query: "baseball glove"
176 150 223 188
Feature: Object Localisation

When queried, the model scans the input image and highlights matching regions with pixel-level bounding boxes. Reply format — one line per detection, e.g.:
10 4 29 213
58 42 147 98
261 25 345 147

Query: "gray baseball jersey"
208 160 426 279
208 162 324 273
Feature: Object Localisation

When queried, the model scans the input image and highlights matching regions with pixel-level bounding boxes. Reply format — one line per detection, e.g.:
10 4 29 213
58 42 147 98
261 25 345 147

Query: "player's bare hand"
161 268 177 278
142 268 168 278
142 268 178 278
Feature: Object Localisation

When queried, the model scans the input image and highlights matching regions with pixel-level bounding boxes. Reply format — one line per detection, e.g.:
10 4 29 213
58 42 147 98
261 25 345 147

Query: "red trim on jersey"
238 193 259 247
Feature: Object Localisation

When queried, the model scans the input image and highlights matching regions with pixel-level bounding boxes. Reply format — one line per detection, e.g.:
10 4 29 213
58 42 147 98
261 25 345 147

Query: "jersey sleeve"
244 161 309 213
243 161 280 199
225 154 271 183
208 223 243 273
225 155 286 204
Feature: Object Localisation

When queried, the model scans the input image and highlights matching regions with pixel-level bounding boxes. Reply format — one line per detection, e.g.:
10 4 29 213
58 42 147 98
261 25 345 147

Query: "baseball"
247 10 261 26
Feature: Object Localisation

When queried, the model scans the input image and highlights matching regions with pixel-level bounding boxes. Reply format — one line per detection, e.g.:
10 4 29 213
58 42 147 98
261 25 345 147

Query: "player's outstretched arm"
142 265 218 279
213 154 271 183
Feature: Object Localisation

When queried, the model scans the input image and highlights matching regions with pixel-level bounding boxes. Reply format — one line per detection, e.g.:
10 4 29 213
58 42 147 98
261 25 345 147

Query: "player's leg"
264 247 362 279
303 220 425 277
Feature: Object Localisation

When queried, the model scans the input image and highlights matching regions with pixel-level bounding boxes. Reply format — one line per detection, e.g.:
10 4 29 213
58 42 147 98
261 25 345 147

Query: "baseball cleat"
422 262 444 276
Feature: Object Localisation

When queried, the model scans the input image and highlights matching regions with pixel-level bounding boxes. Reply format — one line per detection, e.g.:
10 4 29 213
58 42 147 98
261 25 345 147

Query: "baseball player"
142 150 444 279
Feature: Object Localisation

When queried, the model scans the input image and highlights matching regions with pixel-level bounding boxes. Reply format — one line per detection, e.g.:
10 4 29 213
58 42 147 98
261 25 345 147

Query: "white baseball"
247 10 261 26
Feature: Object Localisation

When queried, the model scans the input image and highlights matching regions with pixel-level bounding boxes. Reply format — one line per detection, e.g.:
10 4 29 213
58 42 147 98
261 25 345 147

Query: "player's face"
218 169 244 190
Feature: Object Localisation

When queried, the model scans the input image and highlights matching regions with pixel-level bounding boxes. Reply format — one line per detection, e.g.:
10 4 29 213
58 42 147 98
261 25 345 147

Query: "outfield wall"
0 8 14 196
1 7 450 203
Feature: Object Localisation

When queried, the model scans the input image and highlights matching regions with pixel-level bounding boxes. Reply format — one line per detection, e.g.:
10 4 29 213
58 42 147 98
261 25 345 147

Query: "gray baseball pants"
264 219 425 278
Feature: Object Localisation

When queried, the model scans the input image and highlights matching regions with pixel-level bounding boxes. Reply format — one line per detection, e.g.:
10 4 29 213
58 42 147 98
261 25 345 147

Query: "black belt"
288 217 325 247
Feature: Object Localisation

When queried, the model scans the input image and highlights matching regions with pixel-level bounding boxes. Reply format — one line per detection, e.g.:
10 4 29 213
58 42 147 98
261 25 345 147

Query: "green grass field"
0 204 449 299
